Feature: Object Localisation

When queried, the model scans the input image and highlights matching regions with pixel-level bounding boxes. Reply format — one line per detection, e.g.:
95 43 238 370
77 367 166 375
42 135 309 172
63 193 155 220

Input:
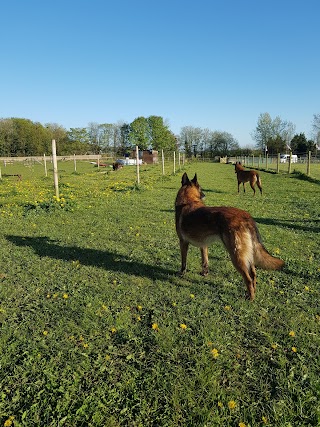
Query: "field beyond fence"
0 160 319 426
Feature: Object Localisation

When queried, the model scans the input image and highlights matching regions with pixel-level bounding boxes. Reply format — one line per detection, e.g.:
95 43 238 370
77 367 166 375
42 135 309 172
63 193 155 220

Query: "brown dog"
175 172 284 300
235 161 262 195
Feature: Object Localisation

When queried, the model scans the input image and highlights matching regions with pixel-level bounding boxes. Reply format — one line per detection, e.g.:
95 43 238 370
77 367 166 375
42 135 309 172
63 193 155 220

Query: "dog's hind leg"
200 246 209 276
179 239 189 275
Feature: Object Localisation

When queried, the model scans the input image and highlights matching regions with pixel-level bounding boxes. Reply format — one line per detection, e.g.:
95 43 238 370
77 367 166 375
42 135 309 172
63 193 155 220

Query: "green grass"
0 160 319 427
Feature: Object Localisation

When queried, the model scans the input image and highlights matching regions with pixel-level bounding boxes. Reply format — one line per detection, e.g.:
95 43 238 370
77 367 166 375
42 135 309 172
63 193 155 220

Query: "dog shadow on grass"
254 217 320 234
5 235 176 281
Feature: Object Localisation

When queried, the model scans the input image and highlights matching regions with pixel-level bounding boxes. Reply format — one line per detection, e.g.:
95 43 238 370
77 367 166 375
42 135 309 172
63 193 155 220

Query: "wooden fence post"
162 150 165 175
307 151 311 176
277 153 280 174
74 154 77 172
44 154 48 177
173 151 176 174
52 139 59 199
135 145 140 184
288 152 292 174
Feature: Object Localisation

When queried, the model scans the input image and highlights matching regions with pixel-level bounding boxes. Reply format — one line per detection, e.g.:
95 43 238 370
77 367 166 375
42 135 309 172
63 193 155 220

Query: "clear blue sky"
1 0 319 146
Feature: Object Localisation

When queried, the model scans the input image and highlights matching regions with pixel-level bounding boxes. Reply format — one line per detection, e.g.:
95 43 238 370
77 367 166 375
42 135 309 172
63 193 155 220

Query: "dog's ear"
191 173 198 184
181 172 190 186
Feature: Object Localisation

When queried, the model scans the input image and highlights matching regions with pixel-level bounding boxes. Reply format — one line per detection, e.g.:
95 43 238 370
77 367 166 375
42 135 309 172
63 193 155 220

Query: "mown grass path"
0 161 319 426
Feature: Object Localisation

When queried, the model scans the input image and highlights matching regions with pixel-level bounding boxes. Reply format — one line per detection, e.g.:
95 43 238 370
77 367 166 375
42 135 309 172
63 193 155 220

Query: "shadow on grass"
254 217 320 233
5 235 176 280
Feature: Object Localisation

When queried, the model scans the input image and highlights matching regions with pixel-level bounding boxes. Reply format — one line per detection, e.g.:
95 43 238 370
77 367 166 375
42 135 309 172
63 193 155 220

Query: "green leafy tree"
147 116 176 151
290 133 316 155
129 117 149 150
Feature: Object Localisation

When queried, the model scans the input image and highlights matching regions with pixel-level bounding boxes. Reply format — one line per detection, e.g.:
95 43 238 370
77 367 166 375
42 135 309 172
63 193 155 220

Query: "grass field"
0 160 319 427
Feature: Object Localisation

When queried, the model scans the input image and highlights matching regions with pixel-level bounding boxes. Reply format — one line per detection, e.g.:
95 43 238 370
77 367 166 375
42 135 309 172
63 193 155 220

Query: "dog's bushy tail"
253 225 284 270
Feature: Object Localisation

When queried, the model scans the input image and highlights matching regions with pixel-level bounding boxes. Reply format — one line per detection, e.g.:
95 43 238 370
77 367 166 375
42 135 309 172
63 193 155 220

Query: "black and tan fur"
235 161 262 195
175 172 283 300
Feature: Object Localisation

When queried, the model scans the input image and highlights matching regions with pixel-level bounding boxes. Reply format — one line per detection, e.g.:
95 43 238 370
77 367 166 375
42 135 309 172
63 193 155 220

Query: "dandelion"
43 330 48 336
190 293 195 299
262 416 268 424
151 323 159 331
239 423 247 427
292 347 297 353
217 401 223 408
271 343 278 350
228 400 237 410
4 416 14 427
83 343 89 349
137 305 143 311
211 348 219 358
224 305 231 311
105 354 111 361
274 248 280 254
63 293 69 299
110 327 117 334
289 330 295 337
304 286 309 291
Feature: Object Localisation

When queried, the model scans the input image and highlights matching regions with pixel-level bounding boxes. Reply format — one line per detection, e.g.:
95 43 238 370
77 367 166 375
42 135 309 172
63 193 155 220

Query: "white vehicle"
280 154 298 163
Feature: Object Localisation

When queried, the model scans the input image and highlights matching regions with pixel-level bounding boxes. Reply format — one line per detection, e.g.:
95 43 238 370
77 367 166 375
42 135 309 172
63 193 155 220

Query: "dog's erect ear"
181 172 190 186
191 173 198 184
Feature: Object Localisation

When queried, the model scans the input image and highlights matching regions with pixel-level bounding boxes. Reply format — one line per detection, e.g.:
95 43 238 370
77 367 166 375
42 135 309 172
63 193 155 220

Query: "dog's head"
181 172 205 199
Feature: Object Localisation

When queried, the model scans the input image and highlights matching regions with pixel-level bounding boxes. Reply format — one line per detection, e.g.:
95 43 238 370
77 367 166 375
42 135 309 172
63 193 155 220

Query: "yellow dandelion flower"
101 304 107 310
304 286 309 291
190 293 195 299
262 416 268 424
136 315 141 321
289 330 295 337
43 330 48 336
63 293 69 299
4 416 15 427
217 401 223 408
137 305 143 311
239 423 247 427
211 348 219 358
151 323 159 331
110 327 117 334
271 343 278 349
228 400 237 410
274 248 280 254
224 305 231 311
292 347 297 353
180 323 187 330
172 302 177 307
105 354 111 361
83 343 89 348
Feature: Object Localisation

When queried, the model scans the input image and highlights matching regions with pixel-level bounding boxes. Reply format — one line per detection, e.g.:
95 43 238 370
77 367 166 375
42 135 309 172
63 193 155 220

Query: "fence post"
162 150 165 175
44 154 48 177
265 153 268 170
307 151 311 176
52 139 59 199
288 152 292 174
135 145 140 184
74 154 77 172
258 155 261 169
173 151 176 174
277 153 280 173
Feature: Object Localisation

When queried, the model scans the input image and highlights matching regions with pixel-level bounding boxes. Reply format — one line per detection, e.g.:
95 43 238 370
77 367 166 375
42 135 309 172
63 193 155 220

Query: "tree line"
0 113 319 158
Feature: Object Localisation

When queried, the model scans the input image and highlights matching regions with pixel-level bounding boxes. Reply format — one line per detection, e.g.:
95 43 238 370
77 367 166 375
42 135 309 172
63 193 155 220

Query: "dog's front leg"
200 246 209 275
179 239 189 275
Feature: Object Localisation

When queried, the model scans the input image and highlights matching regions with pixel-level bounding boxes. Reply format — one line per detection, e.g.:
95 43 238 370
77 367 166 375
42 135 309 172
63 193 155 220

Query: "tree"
312 114 320 145
252 113 296 152
291 133 316 155
147 116 176 151
129 117 149 150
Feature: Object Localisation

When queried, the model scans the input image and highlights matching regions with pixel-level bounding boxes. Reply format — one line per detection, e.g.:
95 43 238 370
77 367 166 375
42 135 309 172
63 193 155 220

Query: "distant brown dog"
175 173 284 300
235 161 262 195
